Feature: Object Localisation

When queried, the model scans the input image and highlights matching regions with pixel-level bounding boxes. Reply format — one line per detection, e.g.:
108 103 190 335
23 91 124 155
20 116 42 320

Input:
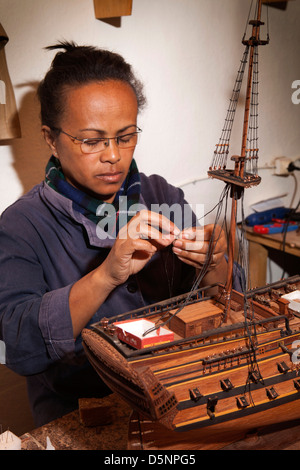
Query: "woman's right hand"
102 210 180 288
69 210 180 337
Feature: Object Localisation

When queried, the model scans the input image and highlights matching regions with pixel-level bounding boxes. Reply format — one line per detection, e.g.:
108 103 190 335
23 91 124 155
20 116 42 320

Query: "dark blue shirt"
0 173 199 426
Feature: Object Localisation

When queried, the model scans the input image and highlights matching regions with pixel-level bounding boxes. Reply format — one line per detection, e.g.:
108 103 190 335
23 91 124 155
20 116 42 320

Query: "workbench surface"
19 393 300 451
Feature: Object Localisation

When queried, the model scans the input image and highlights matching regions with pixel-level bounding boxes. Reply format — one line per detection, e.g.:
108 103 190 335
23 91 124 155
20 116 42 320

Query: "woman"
0 42 228 426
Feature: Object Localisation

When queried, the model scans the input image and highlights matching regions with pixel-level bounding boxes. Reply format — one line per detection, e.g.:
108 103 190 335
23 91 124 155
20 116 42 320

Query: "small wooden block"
94 0 132 19
169 301 222 338
78 398 113 427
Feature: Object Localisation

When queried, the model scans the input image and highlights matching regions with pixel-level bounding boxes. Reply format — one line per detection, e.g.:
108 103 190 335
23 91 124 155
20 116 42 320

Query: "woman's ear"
42 126 58 156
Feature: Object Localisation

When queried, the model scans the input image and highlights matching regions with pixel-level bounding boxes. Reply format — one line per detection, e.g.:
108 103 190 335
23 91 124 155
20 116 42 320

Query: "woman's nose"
99 139 121 163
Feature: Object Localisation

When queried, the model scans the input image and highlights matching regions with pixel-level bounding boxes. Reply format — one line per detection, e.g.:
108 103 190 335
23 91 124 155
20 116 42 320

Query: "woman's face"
44 80 138 202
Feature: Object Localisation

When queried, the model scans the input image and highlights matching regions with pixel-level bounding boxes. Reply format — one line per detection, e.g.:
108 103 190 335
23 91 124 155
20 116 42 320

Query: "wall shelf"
262 0 294 10
93 0 132 19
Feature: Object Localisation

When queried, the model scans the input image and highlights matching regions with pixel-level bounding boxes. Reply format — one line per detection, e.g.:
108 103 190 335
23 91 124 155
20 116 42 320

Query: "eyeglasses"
53 126 142 154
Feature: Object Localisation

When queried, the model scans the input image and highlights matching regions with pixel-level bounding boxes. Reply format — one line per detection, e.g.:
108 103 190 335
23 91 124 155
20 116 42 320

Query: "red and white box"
114 318 174 349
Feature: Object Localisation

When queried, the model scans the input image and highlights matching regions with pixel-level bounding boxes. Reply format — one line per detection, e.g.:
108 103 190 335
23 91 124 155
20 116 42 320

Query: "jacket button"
127 282 138 293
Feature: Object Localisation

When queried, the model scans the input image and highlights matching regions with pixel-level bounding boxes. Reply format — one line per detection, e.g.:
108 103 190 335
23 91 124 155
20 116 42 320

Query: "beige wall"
0 0 300 274
0 1 299 432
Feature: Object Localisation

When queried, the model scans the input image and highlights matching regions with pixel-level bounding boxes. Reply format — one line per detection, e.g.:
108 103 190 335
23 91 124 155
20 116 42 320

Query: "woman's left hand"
172 224 226 271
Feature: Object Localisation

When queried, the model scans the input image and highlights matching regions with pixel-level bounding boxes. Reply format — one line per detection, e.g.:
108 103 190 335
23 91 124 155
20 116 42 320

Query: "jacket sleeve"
0 222 75 376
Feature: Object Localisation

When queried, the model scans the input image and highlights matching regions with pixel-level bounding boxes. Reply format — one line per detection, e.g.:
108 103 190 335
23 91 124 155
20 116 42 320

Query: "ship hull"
82 276 300 448
128 401 300 450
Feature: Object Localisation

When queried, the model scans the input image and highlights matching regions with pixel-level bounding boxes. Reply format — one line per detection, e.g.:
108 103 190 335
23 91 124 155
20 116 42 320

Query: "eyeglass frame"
51 126 142 154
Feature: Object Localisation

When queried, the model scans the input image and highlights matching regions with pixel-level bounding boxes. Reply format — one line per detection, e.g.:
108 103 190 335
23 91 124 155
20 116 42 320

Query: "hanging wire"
281 196 300 279
243 0 254 40
236 190 265 401
266 1 270 41
142 184 231 336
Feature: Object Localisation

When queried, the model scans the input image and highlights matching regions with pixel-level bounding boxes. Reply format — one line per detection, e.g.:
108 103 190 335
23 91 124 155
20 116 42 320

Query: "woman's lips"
95 172 123 183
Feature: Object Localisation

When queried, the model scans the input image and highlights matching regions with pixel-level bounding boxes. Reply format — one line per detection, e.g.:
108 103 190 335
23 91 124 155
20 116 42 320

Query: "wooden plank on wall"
0 23 21 140
262 0 294 10
94 0 132 19
263 0 293 3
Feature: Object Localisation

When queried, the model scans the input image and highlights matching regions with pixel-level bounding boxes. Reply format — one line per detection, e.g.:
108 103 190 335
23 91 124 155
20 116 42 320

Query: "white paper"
250 195 287 213
116 319 169 338
46 436 55 450
0 430 21 450
282 290 300 313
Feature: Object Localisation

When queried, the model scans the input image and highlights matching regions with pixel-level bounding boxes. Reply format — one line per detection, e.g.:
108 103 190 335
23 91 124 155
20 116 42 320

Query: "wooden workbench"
242 226 300 287
19 393 300 451
20 393 131 450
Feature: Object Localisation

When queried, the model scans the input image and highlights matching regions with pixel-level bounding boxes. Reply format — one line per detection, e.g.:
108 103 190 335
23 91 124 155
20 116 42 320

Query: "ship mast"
208 0 269 320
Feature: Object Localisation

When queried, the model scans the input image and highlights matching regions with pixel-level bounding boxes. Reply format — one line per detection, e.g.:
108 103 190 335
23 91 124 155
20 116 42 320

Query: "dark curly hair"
37 41 146 129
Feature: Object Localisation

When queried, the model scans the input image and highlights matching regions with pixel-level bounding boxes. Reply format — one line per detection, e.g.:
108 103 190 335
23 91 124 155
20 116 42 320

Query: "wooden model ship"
82 0 300 449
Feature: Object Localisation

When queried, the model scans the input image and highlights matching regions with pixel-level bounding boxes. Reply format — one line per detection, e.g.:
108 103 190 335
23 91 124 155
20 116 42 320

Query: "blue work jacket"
0 173 201 425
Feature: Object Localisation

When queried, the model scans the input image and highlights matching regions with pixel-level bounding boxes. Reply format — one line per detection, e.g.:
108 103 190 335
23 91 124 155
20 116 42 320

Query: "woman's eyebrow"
78 124 137 135
117 125 138 134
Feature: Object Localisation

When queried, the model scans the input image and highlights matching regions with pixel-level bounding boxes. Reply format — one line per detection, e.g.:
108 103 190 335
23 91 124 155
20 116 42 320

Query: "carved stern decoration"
82 328 178 429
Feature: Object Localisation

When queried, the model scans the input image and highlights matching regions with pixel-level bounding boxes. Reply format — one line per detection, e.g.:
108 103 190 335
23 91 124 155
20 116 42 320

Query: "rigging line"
222 185 230 247
238 191 265 400
221 193 257 373
215 186 233 323
246 45 259 174
289 173 298 209
162 247 176 299
231 192 257 342
236 221 248 287
211 46 250 170
151 184 232 305
180 186 230 294
149 221 223 332
294 198 300 213
188 185 231 293
280 182 300 279
158 185 230 300
178 185 230 298
254 0 259 23
192 204 229 292
142 185 231 336
195 183 231 224
266 1 270 41
219 186 243 325
243 0 254 40
281 222 289 279
239 203 249 290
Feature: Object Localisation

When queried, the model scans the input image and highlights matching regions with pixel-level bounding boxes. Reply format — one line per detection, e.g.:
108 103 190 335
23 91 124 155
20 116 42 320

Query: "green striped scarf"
45 155 141 236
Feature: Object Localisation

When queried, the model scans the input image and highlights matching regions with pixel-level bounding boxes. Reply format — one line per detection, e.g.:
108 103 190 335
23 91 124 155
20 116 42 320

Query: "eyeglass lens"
81 132 140 154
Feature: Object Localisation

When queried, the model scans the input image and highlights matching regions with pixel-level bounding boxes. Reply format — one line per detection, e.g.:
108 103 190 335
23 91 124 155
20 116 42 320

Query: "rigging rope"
210 46 249 171
144 0 269 401
143 184 231 336
245 45 259 175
